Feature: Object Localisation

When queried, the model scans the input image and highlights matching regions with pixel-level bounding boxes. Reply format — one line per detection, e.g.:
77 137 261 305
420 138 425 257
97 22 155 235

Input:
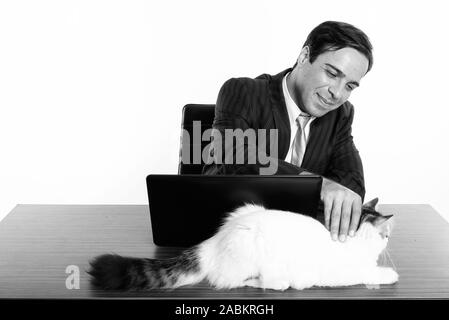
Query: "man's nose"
328 83 344 101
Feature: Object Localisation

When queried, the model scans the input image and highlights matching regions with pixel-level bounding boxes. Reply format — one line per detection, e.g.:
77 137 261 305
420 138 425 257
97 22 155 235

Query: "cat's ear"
372 214 393 227
363 198 379 210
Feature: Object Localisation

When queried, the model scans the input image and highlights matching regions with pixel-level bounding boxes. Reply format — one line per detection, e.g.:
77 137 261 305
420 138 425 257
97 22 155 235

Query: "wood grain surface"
0 204 448 299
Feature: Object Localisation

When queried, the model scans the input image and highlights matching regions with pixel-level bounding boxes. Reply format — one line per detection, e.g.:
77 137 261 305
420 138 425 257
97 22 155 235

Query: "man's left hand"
321 177 362 242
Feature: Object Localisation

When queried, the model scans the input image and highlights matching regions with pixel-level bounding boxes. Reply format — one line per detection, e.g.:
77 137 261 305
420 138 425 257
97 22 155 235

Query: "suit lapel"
267 69 292 160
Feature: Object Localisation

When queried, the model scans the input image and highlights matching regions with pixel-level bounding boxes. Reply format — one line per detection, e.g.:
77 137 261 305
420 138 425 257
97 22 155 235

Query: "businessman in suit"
203 21 373 242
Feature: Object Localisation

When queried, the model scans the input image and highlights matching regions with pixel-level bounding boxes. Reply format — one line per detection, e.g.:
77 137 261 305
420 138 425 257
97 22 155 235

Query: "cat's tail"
87 247 204 290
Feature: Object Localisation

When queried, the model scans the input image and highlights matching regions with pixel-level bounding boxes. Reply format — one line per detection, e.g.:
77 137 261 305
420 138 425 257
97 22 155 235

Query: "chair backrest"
178 104 215 174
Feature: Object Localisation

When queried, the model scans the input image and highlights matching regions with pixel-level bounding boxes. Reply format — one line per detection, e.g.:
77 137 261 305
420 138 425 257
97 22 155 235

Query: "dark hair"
294 21 373 73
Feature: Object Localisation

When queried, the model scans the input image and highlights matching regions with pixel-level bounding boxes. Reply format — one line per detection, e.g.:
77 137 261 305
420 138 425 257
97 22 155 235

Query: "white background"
1 0 448 223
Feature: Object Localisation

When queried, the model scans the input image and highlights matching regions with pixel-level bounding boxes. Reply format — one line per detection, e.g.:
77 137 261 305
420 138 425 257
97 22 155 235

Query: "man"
203 21 373 243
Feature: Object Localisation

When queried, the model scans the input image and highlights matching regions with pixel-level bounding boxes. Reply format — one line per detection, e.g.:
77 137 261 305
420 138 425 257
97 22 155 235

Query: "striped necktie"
291 114 311 167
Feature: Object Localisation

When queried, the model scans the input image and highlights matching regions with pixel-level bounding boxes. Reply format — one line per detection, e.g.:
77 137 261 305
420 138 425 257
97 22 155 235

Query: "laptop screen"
147 175 322 247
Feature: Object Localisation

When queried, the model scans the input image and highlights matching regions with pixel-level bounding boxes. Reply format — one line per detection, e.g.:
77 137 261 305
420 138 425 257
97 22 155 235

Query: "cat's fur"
88 198 398 291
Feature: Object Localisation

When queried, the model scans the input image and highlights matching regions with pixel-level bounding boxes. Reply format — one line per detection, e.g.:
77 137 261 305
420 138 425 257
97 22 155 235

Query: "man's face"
289 47 369 117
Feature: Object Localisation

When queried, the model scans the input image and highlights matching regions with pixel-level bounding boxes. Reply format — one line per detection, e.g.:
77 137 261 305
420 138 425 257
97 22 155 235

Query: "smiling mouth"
317 94 333 107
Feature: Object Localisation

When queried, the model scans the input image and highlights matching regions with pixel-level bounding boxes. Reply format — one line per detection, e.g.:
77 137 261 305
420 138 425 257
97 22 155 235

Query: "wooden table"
0 204 448 299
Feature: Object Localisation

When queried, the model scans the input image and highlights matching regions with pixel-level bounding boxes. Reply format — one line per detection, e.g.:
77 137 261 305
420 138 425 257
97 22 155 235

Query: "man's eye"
326 70 337 78
346 85 355 91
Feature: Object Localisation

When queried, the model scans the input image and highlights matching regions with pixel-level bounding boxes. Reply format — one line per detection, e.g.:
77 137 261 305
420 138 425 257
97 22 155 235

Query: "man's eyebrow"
324 63 360 87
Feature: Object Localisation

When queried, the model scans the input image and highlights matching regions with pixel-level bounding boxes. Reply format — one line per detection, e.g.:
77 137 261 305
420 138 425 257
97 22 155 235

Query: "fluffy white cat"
88 198 398 291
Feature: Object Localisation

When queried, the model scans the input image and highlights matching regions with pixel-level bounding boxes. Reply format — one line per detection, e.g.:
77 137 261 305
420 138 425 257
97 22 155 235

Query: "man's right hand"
320 177 362 242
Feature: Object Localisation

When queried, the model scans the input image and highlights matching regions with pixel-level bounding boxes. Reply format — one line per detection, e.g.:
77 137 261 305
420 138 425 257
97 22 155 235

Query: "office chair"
178 104 215 174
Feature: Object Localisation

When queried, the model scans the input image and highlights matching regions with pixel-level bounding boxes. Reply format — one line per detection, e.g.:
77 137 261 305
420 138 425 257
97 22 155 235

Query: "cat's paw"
291 283 308 290
244 278 262 289
245 278 290 291
378 267 399 284
262 280 290 291
364 267 398 285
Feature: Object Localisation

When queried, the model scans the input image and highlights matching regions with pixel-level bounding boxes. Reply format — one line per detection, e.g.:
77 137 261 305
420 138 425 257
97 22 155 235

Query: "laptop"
146 174 322 247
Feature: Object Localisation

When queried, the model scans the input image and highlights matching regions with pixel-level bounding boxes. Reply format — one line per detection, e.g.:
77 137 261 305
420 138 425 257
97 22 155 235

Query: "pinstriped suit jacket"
203 68 365 200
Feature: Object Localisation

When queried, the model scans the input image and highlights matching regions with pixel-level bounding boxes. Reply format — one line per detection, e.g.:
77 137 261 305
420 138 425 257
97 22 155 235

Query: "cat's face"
357 198 394 240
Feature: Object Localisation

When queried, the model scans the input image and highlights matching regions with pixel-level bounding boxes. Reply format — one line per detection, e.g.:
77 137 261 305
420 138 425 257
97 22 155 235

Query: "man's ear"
297 46 310 66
